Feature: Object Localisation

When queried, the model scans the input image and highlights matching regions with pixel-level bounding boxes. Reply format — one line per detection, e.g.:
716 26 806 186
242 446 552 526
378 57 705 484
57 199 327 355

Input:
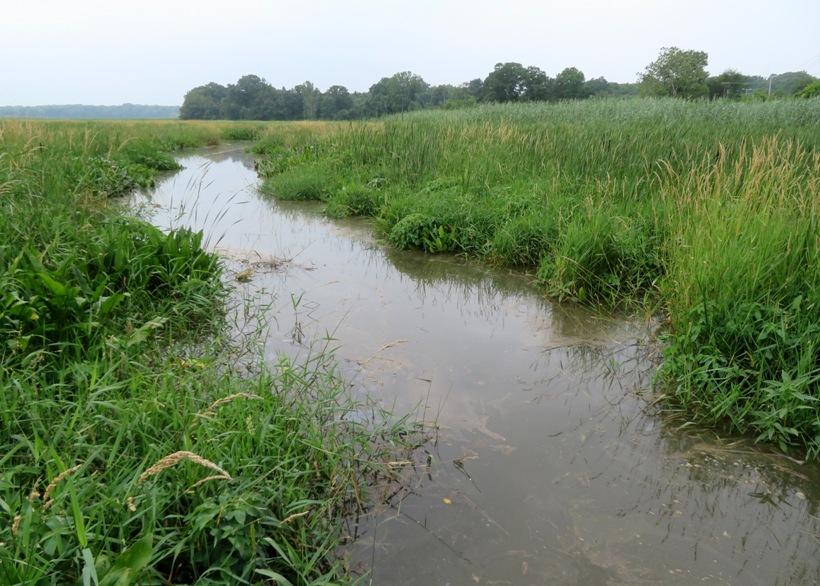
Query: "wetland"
136 145 820 585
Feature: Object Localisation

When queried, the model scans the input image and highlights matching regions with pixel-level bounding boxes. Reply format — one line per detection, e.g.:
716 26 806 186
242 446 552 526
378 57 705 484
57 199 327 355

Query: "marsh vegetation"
2 96 819 583
255 98 820 457
0 120 422 585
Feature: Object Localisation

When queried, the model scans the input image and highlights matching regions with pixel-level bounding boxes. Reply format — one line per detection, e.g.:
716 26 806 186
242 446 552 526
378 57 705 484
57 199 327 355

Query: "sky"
2 0 819 106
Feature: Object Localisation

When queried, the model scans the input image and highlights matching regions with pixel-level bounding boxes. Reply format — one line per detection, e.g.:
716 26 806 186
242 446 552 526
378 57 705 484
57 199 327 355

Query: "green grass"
255 98 820 458
0 119 422 585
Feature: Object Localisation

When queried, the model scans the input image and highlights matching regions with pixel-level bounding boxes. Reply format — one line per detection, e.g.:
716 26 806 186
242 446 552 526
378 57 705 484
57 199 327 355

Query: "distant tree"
523 66 552 101
318 85 353 119
223 75 275 119
608 82 640 97
584 76 610 97
368 71 429 115
349 92 370 118
278 88 304 120
295 81 321 119
462 78 484 102
772 71 817 95
796 80 820 99
425 84 458 108
707 69 747 99
554 67 591 100
639 47 709 99
483 63 553 102
483 62 528 102
179 82 227 119
745 71 818 97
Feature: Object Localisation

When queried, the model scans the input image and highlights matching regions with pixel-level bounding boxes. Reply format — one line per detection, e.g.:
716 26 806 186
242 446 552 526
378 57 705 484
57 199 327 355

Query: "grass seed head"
139 451 231 483
42 464 83 512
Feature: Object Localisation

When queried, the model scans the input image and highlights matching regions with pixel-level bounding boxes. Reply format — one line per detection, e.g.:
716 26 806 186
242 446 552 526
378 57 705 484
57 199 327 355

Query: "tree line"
180 48 818 121
178 66 637 121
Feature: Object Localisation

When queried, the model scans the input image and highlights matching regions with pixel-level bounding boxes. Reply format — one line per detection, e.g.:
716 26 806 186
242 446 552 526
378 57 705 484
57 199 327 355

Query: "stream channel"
134 146 820 585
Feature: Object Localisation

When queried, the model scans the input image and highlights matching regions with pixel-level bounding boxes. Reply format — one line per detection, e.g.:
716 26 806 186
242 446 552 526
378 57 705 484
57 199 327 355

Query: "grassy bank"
0 119 420 584
255 99 820 457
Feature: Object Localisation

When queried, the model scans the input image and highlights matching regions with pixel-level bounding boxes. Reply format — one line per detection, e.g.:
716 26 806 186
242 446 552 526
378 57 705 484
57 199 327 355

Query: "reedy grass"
255 98 820 457
0 119 424 584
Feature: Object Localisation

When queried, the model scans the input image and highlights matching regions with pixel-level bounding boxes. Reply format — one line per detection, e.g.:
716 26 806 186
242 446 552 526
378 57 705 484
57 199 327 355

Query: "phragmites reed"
42 464 82 512
139 451 232 484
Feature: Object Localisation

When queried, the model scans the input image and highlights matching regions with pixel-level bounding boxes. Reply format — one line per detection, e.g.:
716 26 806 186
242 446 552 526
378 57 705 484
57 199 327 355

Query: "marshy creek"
134 146 820 585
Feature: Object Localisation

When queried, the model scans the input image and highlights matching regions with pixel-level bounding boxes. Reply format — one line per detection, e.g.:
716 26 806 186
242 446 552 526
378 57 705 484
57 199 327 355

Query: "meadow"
0 119 420 585
255 98 820 458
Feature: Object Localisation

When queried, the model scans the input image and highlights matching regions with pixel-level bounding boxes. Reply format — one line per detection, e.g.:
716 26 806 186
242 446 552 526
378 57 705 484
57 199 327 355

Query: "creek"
134 146 820 585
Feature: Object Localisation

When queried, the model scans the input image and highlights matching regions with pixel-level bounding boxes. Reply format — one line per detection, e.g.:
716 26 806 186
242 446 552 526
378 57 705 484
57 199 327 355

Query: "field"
0 119 420 585
255 98 820 457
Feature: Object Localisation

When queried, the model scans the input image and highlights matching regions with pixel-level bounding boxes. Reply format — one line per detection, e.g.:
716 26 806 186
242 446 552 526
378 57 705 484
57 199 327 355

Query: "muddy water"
136 147 820 585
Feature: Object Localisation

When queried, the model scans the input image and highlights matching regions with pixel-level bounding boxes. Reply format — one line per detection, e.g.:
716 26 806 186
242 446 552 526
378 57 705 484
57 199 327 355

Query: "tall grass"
0 119 422 584
256 98 820 457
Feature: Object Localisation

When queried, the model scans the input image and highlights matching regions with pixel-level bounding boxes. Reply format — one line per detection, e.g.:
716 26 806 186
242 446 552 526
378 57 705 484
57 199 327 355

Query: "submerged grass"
0 119 422 584
256 98 820 458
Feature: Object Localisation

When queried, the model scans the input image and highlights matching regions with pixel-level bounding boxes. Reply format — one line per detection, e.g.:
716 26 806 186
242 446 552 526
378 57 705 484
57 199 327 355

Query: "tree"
639 47 709 99
707 69 747 99
179 82 227 119
318 85 353 119
368 71 429 115
796 80 820 99
462 78 484 102
483 62 528 102
554 67 591 101
425 84 458 108
295 81 321 119
771 71 817 95
224 75 275 119
523 66 552 101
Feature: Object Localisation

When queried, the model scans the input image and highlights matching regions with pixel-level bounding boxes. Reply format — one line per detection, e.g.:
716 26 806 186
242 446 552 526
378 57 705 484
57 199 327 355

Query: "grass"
0 119 423 585
255 98 820 458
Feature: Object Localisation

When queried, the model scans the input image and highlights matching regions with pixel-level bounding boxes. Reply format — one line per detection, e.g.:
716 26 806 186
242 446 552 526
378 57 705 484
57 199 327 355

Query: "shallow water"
135 146 820 585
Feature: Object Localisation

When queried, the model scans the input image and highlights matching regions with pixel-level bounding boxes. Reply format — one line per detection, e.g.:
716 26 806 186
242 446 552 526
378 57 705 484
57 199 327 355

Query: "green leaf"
98 535 153 586
81 547 99 586
254 569 295 585
98 292 126 316
69 479 88 548
37 272 68 296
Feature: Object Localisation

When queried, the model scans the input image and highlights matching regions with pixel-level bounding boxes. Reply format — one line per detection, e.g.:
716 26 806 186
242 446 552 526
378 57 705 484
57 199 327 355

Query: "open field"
256 98 820 457
0 119 420 585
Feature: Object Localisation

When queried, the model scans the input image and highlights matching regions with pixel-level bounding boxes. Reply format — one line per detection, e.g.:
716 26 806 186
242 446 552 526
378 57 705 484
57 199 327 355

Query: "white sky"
2 0 819 106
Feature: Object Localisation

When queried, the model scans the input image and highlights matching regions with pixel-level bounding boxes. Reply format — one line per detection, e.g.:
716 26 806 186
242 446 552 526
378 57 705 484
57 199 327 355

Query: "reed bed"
0 119 422 584
258 97 820 457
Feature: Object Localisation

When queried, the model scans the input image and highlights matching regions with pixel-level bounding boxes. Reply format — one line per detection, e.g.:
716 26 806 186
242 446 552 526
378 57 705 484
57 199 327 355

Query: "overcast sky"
2 0 818 106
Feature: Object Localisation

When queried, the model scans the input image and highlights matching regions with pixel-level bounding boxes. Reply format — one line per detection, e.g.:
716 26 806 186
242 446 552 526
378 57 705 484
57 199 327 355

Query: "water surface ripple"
135 147 820 586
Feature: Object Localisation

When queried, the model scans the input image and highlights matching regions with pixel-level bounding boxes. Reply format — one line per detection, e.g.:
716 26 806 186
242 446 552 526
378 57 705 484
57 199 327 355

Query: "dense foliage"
0 120 420 584
178 67 636 121
254 98 820 457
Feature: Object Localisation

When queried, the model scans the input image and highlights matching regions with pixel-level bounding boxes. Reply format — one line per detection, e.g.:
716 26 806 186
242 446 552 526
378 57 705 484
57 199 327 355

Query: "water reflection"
134 146 820 586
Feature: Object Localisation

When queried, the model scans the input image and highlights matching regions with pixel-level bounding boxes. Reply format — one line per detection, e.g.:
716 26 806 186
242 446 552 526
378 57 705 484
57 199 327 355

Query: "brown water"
135 147 820 586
